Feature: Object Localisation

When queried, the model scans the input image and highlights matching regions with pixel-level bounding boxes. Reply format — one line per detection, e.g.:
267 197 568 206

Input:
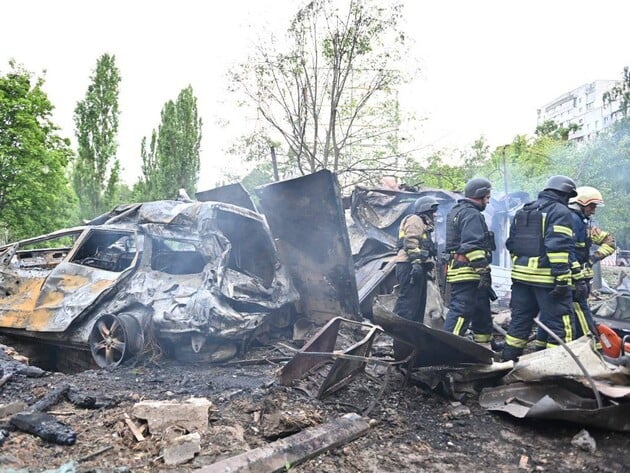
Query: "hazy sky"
2 0 628 191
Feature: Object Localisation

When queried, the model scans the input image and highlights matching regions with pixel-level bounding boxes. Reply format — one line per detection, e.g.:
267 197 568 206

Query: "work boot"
491 339 505 352
501 345 522 362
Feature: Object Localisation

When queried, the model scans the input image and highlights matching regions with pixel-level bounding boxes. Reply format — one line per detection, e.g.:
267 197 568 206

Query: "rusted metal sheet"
316 324 381 398
372 302 494 366
257 170 360 323
279 317 383 399
480 381 630 432
280 317 343 386
0 263 121 332
196 183 257 212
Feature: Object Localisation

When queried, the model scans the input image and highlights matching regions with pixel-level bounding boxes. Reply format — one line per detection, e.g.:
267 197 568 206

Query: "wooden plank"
124 413 145 442
195 413 370 473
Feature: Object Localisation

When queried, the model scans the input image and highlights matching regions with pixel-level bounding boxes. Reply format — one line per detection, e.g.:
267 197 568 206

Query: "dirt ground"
0 329 629 473
0 267 627 472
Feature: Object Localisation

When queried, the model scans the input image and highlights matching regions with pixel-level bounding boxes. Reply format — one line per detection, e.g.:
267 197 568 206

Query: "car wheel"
88 313 143 369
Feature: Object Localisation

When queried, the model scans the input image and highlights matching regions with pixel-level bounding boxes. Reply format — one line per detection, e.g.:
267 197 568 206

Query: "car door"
0 228 140 332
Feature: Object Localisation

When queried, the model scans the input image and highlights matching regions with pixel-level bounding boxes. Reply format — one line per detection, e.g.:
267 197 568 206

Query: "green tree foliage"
603 66 630 118
240 162 275 194
478 123 629 246
0 61 77 241
404 137 491 191
135 86 202 200
229 0 411 188
553 119 630 247
535 119 580 141
72 53 121 220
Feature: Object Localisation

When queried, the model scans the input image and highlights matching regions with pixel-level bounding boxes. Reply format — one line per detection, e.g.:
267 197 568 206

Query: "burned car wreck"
0 200 300 369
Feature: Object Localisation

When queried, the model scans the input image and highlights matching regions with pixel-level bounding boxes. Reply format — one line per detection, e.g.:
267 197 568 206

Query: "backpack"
505 201 551 257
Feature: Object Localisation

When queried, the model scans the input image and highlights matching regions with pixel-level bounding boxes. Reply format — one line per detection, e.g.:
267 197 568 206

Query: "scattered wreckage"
1 169 629 467
0 171 358 370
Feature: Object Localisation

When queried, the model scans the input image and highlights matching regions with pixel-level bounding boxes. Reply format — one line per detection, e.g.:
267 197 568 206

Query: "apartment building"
536 79 621 141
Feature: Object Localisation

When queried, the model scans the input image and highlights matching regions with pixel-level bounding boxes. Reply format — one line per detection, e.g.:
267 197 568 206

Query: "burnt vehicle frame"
0 171 360 371
0 200 300 369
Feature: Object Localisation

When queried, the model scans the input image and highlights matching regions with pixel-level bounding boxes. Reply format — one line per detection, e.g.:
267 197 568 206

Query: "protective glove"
573 280 589 301
418 249 430 261
550 279 570 298
478 271 492 290
474 265 491 290
409 261 425 285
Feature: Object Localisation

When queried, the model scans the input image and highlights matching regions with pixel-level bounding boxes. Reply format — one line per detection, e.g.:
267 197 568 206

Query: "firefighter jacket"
393 214 437 264
509 190 575 287
569 206 616 280
445 199 493 283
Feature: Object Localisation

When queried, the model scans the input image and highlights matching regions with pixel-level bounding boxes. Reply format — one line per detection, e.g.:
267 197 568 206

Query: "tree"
603 66 630 118
229 0 411 188
535 119 580 141
136 86 202 200
403 137 491 192
0 61 77 241
554 119 630 247
72 53 121 219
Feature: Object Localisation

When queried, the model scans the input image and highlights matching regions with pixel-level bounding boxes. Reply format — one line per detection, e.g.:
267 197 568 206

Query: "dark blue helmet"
544 175 577 197
464 178 492 199
414 196 439 214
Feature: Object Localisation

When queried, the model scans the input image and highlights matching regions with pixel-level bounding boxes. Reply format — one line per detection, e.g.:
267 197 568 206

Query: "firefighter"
442 178 495 346
392 195 439 324
568 186 616 338
501 175 578 362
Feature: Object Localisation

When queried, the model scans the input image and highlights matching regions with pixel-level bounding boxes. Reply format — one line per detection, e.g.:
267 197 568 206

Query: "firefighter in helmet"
392 195 439 325
502 175 578 362
442 178 496 347
567 186 616 339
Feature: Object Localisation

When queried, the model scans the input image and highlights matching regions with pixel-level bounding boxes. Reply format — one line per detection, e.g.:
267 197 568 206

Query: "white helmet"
569 186 604 207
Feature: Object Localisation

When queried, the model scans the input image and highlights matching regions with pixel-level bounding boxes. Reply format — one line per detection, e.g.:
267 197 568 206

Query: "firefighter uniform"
502 184 577 361
569 190 616 339
442 199 494 343
392 213 437 323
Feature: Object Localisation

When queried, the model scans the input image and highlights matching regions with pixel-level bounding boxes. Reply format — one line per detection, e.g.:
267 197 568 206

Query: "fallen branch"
194 413 371 473
28 384 70 413
219 357 291 367
78 445 113 463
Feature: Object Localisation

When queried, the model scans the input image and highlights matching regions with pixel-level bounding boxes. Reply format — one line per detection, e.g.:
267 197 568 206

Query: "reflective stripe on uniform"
547 251 569 263
505 334 528 349
552 224 573 237
562 314 573 342
453 316 466 336
474 333 492 343
465 249 486 261
573 302 591 336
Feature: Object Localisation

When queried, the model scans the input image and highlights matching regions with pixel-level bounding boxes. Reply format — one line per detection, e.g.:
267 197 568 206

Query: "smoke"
492 120 630 247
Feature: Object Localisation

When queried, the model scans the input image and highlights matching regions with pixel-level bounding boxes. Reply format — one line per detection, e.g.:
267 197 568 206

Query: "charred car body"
0 200 300 369
0 170 359 370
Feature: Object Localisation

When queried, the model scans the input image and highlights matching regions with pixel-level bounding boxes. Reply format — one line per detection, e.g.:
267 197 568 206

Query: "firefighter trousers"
502 281 574 361
393 262 428 323
536 282 595 347
443 281 492 342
